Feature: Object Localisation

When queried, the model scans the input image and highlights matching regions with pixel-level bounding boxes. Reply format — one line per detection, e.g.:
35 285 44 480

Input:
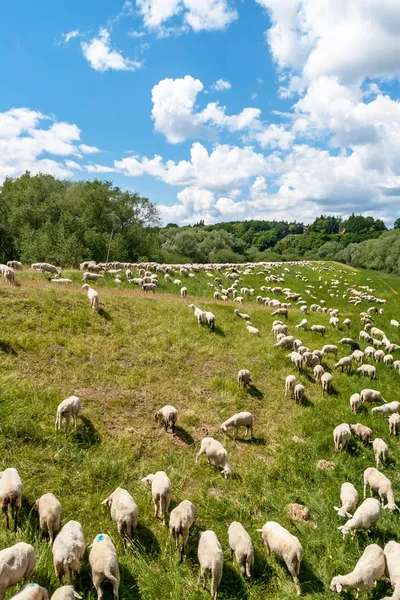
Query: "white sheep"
352 350 364 365
0 543 37 600
294 384 305 404
350 393 362 414
52 521 85 584
338 498 381 538
333 423 351 451
285 375 296 397
89 533 120 600
333 356 352 373
350 423 373 442
383 541 400 600
374 349 385 362
343 318 351 328
330 544 385 595
363 467 399 511
101 487 138 539
372 438 389 468
154 405 178 433
221 412 253 439
310 325 325 336
197 530 223 600
321 372 333 394
246 323 259 335
180 287 188 298
55 396 81 432
196 437 232 479
364 346 375 359
274 336 294 349
50 586 81 600
204 311 216 331
287 352 303 372
235 309 251 321
373 401 400 416
141 471 171 525
360 389 386 404
81 284 99 311
329 316 339 328
7 261 22 271
384 354 394 367
257 521 303 596
35 493 61 545
313 364 325 382
295 319 308 330
303 352 320 368
357 364 376 379
389 413 400 435
9 584 49 599
169 500 195 561
322 344 338 357
272 308 288 318
227 522 254 578
188 304 206 326
390 319 400 327
0 468 23 531
334 482 359 518
82 273 103 282
237 369 251 387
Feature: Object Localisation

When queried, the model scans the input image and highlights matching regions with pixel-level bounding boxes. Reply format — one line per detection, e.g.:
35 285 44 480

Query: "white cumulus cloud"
81 29 142 72
211 79 231 91
137 0 237 33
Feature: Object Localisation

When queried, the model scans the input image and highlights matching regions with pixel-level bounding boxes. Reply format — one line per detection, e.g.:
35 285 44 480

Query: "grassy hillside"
1 262 400 599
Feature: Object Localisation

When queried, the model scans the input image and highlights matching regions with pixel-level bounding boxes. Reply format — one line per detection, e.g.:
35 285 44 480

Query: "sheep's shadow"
300 397 314 408
72 416 101 448
135 524 161 558
120 563 142 599
220 562 249 599
238 436 266 446
0 340 18 356
98 307 112 320
172 426 195 446
298 559 325 594
212 325 225 337
245 385 263 399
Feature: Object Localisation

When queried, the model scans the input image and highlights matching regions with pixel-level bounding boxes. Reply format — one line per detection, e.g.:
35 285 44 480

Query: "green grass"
1 262 400 599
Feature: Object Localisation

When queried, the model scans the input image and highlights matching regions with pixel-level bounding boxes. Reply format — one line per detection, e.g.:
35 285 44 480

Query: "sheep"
350 423 373 443
274 336 294 349
295 319 308 330
257 521 303 596
364 346 375 359
81 284 99 311
322 344 338 357
0 468 23 531
142 283 156 293
35 493 61 545
52 521 85 584
357 364 376 379
237 369 251 387
180 287 188 298
196 437 232 478
338 498 381 538
285 375 296 397
101 487 138 540
204 311 216 331
360 389 386 404
394 360 400 372
333 356 352 373
235 309 251 321
374 349 385 362
55 396 81 432
174 279 182 287
272 323 288 337
197 530 223 600
89 533 119 600
82 272 103 282
303 352 320 368
329 317 339 328
154 405 178 433
287 351 303 372
294 384 305 404
10 584 49 599
50 586 81 600
7 261 22 271
188 304 206 326
373 438 389 468
334 483 359 518
169 500 195 561
313 364 324 382
390 319 400 327
352 350 364 365
329 544 385 595
333 423 351 451
39 263 61 276
389 413 400 435
321 372 333 394
384 354 394 367
0 543 37 600
372 401 400 416
383 541 400 600
343 318 351 328
221 412 253 439
310 325 325 336
364 467 399 511
272 308 288 318
350 393 362 414
227 522 254 578
141 471 172 525
246 323 259 335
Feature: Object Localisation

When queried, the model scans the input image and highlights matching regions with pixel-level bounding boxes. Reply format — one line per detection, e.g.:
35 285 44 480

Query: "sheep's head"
82 284 89 291
221 424 227 433
221 464 232 479
101 497 112 507
329 577 343 593
141 474 154 485
154 411 161 423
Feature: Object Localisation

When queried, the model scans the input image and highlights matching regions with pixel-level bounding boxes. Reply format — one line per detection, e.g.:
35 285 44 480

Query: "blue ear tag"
30 584 37 587
97 534 104 541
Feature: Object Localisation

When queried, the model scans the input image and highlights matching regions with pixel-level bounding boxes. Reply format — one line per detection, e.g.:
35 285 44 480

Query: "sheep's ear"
383 504 389 510
256 528 263 533
34 500 39 510
101 498 110 506
337 583 342 593
345 512 353 518
333 506 340 512
338 526 344 531
73 593 82 599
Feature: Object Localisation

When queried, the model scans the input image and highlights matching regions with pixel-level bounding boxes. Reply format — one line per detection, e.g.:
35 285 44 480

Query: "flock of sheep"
1 259 400 599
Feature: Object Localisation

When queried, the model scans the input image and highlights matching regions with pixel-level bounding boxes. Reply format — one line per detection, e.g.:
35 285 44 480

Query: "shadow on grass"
300 397 314 408
0 340 18 356
212 325 225 337
246 384 263 399
135 524 161 558
72 416 101 448
220 562 249 599
98 307 112 320
173 426 195 446
120 563 142 599
299 559 325 595
239 436 266 446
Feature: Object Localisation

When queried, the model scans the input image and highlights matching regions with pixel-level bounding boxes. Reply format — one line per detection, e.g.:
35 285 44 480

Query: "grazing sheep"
0 468 23 531
221 412 253 439
294 384 305 404
141 472 172 525
322 344 338 357
55 396 81 432
154 405 178 433
274 336 294 349
197 530 223 600
343 318 351 328
295 319 308 330
329 317 339 328
0 543 37 600
321 372 333 394
352 350 364 365
10 584 49 599
89 533 120 600
246 323 259 335
357 364 376 379
169 500 195 562
7 261 22 271
188 304 206 326
257 521 303 596
287 351 303 372
101 488 138 540
82 273 103 282
237 369 251 387
180 287 188 298
333 424 351 451
297 346 310 355
383 541 400 600
285 375 296 397
313 364 324 382
372 402 400 416
350 423 373 443
334 483 359 518
350 393 362 414
389 413 400 435
329 544 385 595
272 308 288 318
372 438 389 469
338 498 381 538
196 437 232 479
303 352 320 368
52 521 85 585
364 467 399 511
50 586 81 600
384 354 394 367
310 325 325 336
374 349 384 362
360 389 386 404
227 522 254 578
235 309 251 321
364 346 375 359
204 311 216 331
35 493 61 545
333 356 352 373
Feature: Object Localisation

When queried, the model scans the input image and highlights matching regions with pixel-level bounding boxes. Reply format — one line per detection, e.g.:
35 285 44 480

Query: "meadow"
1 261 400 599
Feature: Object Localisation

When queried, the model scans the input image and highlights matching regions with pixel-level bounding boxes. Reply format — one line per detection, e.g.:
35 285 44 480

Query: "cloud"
81 28 142 71
85 163 117 173
60 30 80 44
137 0 237 33
253 123 295 150
129 30 146 38
79 144 101 154
211 79 231 91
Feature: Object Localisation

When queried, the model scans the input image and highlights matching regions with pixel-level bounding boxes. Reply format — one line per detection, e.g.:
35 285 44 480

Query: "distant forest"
1 172 400 275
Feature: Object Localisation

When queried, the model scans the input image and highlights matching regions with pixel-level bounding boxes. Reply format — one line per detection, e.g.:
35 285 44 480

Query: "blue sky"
2 0 400 225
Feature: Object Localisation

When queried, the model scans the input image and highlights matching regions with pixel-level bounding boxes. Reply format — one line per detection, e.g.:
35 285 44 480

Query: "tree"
394 218 400 230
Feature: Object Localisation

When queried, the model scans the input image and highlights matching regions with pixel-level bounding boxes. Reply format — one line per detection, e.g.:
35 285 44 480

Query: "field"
1 261 400 599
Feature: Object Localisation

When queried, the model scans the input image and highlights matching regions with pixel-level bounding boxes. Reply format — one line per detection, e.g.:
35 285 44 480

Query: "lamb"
383 541 400 600
237 369 251 387
227 522 254 578
322 344 338 357
350 393 362 414
372 402 400 416
55 396 81 432
101 487 138 540
384 354 394 367
274 336 294 349
35 493 61 544
141 471 172 525
180 287 188 298
154 405 178 433
0 543 37 600
360 389 386 404
9 584 49 599
374 349 384 362
295 319 308 330
0 468 23 531
169 500 195 561
373 438 389 468
390 319 400 327
329 317 339 328
257 521 303 596
82 272 103 282
221 412 253 439
285 375 296 397
235 309 251 321
287 351 303 372
394 360 400 372
343 318 351 328
334 482 359 518
196 437 232 478
188 304 206 326
50 586 81 600
389 413 400 435
81 284 99 311
313 364 324 381
142 283 156 292
364 346 375 359
350 423 373 443
363 467 399 511
272 308 288 318
352 350 364 365
338 498 381 538
357 364 376 379
197 530 223 600
310 325 325 336
39 263 61 276
246 323 259 335
321 372 333 394
89 533 120 600
330 544 385 595
52 521 85 584
333 356 352 373
294 384 305 404
303 352 320 368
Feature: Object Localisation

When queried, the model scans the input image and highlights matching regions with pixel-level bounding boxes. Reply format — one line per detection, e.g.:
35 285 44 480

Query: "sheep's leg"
153 499 158 519
93 580 103 600
2 506 9 529
200 567 206 589
73 413 78 428
65 414 71 433
171 421 175 434
13 505 19 532
195 449 205 464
